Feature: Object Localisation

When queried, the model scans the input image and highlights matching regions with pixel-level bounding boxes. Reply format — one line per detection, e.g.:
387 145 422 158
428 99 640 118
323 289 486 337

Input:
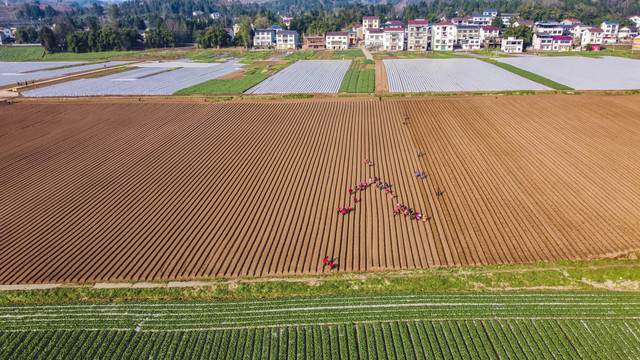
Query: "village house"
210 12 221 20
460 38 482 50
432 22 457 51
532 34 553 51
282 16 293 28
451 17 472 26
625 15 640 27
0 27 14 43
269 25 284 33
561 18 582 26
346 30 358 45
362 16 380 32
407 19 430 51
383 26 405 51
618 26 638 41
364 28 384 49
581 28 603 50
570 24 593 42
253 29 275 48
501 13 520 24
480 26 500 41
483 9 498 18
535 22 564 35
275 30 299 49
501 36 524 52
353 24 363 40
514 19 535 28
325 31 349 50
552 35 572 51
456 25 480 40
601 21 619 43
472 14 492 26
303 35 326 50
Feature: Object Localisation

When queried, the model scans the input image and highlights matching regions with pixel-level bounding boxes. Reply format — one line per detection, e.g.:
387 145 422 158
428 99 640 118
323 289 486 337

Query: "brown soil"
1 95 639 284
374 60 389 93
216 70 248 80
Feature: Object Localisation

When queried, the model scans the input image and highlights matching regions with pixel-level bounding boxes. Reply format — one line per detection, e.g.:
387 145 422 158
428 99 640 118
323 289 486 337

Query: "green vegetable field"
1 292 639 358
339 60 375 93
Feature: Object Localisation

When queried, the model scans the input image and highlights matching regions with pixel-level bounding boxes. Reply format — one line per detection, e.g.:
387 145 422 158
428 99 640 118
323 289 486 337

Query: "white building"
552 36 572 51
363 16 380 30
275 30 299 49
601 21 619 43
581 28 603 50
570 24 592 41
480 26 500 41
456 25 480 40
561 18 582 26
460 38 481 50
500 13 519 24
383 27 405 51
482 9 498 18
532 34 553 51
253 29 275 48
325 31 348 50
535 22 564 35
625 15 640 27
210 12 221 20
514 20 535 28
501 37 524 52
282 16 293 28
618 26 638 41
432 22 457 51
407 19 430 51
472 14 492 26
364 28 384 49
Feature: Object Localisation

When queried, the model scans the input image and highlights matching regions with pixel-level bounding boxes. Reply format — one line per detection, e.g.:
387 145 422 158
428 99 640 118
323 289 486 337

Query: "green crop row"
339 66 374 93
6 319 638 359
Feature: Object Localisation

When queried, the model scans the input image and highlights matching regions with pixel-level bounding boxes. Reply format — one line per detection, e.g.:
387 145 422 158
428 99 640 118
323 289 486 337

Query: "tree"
145 28 175 48
52 15 77 50
39 26 57 52
120 27 143 50
44 5 57 19
197 26 232 48
67 32 89 53
14 26 39 44
253 15 270 29
491 16 504 28
107 5 121 21
503 25 534 46
306 20 337 36
234 16 254 48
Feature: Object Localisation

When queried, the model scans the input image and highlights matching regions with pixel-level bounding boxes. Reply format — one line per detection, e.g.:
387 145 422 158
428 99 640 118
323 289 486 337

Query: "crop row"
1 319 639 359
0 61 128 87
2 292 639 331
338 61 375 93
245 60 350 94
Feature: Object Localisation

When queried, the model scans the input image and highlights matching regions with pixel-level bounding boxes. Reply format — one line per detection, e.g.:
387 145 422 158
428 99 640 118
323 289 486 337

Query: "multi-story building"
626 15 640 27
364 28 384 49
500 13 520 24
601 21 619 43
253 29 275 48
383 27 405 51
456 25 480 40
362 16 380 31
535 22 564 35
532 34 553 51
451 17 472 26
407 19 430 51
460 38 481 50
552 35 572 51
303 35 326 50
513 20 535 28
472 14 492 26
618 26 638 41
501 36 524 52
325 31 349 50
347 30 358 45
561 18 582 26
432 22 457 51
480 26 499 41
483 9 498 18
275 30 299 49
581 28 603 50
353 24 363 40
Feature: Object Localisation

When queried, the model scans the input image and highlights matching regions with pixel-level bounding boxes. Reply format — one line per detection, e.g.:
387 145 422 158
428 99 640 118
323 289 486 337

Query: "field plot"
0 293 639 358
245 60 350 94
497 56 640 90
23 61 241 96
0 61 127 87
1 96 640 284
384 58 550 92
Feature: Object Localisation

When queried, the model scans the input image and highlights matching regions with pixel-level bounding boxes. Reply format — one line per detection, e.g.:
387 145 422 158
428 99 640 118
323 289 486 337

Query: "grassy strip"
0 46 45 61
0 255 638 305
282 93 314 99
44 61 107 70
482 58 573 90
44 50 138 61
332 49 365 59
284 50 322 60
83 66 137 79
174 73 270 94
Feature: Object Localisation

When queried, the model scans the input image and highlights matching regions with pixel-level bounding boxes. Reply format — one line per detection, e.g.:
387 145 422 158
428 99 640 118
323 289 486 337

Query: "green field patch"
284 50 321 60
339 60 374 93
332 49 365 59
174 73 270 94
0 46 45 61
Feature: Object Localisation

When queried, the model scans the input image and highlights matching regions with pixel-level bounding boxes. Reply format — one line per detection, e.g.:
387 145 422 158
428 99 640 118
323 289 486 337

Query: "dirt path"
374 60 389 93
1 96 640 284
361 45 374 60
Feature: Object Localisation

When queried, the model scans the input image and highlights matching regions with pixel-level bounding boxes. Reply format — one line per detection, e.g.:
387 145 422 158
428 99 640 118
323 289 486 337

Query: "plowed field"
1 95 639 284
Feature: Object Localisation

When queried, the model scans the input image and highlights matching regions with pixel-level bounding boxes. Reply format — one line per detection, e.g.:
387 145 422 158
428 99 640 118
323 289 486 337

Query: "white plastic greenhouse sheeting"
497 56 640 90
245 60 351 94
384 58 550 92
0 61 128 87
23 61 242 97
